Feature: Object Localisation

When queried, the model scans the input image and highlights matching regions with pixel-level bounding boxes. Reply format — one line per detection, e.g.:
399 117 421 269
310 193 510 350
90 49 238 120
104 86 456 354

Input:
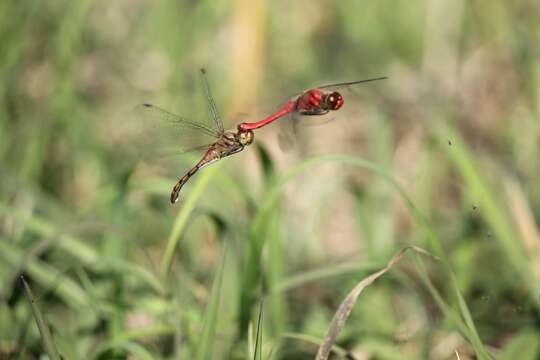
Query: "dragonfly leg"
300 108 329 116
223 145 244 157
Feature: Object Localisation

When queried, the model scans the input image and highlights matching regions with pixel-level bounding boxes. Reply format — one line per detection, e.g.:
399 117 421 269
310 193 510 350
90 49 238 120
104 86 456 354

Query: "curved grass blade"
435 123 540 302
239 154 478 344
93 341 156 360
1 241 87 308
315 246 435 360
90 325 174 360
0 203 99 266
241 154 430 332
21 276 62 360
0 209 164 299
268 261 379 295
196 243 228 360
161 161 223 275
116 342 156 360
251 153 493 358
413 257 494 360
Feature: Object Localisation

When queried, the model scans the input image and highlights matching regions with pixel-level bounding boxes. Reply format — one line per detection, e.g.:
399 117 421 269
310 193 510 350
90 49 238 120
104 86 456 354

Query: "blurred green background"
1 0 539 359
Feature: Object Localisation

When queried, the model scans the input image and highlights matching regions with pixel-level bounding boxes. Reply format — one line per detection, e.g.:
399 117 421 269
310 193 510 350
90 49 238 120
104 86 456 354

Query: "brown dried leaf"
315 246 437 360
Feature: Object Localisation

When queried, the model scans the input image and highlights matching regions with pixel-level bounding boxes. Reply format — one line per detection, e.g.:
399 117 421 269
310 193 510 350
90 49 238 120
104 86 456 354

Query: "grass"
21 276 61 360
1 0 539 359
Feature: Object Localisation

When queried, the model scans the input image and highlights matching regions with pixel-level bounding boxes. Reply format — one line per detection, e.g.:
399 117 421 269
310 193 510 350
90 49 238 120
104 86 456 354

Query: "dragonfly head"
326 91 344 111
237 128 254 146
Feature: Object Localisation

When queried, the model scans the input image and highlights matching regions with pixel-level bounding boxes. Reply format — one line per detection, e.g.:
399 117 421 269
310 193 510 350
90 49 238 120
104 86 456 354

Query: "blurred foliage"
1 0 540 359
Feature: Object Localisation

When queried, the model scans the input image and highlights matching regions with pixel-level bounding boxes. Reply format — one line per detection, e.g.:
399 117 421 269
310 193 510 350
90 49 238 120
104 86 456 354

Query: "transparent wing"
199 68 224 134
283 76 387 105
125 103 218 161
282 77 387 129
277 112 297 152
316 76 388 91
277 111 338 152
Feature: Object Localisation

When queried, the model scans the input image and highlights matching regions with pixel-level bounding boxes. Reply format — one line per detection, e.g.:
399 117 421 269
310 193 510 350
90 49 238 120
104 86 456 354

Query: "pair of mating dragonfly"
137 69 386 204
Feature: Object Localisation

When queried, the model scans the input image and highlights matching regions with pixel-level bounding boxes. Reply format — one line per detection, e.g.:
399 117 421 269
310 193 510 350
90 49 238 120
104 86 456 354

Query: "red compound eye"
327 92 344 110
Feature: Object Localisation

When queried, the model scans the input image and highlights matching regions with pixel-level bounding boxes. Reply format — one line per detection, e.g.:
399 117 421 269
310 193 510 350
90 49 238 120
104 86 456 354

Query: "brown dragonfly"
134 69 254 204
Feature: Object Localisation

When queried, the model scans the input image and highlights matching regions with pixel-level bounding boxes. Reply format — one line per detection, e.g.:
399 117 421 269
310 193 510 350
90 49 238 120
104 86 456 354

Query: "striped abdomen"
170 164 201 204
169 136 244 204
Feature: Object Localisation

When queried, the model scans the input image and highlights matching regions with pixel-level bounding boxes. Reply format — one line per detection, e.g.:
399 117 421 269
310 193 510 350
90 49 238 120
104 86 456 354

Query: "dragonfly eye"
238 129 254 145
327 91 344 111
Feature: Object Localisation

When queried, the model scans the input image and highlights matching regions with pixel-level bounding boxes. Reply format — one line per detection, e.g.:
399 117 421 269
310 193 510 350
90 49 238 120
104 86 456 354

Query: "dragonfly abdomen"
170 164 201 203
169 147 222 204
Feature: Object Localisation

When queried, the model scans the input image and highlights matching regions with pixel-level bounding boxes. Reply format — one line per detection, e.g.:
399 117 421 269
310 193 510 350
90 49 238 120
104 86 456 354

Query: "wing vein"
200 68 224 134
138 103 220 138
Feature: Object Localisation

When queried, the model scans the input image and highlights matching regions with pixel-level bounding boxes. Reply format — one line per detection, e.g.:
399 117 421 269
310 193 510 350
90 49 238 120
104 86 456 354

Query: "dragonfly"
134 69 254 204
237 76 387 132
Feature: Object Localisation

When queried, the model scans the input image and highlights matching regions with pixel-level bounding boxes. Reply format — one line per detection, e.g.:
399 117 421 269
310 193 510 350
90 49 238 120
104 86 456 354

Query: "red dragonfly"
237 76 387 132
134 69 254 204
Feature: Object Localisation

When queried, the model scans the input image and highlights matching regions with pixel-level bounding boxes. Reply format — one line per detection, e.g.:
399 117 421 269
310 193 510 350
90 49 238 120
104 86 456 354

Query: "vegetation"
1 0 539 359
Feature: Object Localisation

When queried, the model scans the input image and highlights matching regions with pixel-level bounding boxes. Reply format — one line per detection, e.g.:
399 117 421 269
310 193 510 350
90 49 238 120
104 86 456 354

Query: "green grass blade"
1 240 87 308
246 154 490 357
116 342 157 360
239 154 401 334
414 257 494 360
499 329 540 360
251 154 443 255
453 276 492 358
21 276 62 360
196 243 228 360
269 261 379 295
435 124 539 299
93 341 158 360
0 203 99 266
161 162 222 275
265 211 286 337
253 302 263 360
91 325 174 359
247 320 254 359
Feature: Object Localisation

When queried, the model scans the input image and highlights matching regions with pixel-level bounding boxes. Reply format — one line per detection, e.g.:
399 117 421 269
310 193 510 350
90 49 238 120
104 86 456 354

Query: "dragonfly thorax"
297 89 340 115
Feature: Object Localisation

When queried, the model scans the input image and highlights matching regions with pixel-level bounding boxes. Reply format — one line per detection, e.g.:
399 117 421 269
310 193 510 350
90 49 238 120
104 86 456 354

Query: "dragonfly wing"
126 103 219 161
199 69 225 134
280 77 386 108
278 110 343 152
277 112 298 152
316 76 388 91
